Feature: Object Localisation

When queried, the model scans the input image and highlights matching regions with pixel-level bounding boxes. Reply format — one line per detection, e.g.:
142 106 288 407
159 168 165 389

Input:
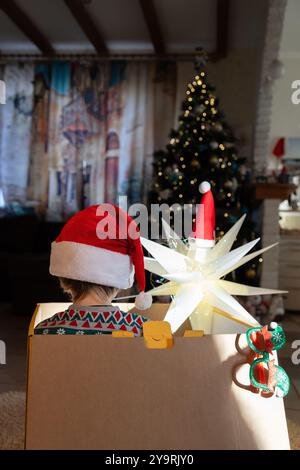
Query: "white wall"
269 58 300 169
268 0 300 169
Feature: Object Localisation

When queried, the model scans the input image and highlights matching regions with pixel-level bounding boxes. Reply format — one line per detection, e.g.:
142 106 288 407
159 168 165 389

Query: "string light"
219 144 225 150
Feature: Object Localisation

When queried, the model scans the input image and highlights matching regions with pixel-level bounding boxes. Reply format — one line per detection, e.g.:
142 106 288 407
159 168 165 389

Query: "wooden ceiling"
0 0 230 59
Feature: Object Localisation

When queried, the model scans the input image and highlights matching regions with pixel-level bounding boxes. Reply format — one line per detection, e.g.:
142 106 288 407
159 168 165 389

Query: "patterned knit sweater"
34 304 148 336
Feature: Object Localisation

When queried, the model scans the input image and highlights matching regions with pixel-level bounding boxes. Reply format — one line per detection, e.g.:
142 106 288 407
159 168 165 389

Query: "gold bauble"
191 159 200 169
245 268 256 280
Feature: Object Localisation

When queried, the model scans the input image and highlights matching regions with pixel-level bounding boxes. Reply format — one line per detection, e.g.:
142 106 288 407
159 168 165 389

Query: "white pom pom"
135 291 153 310
199 181 211 194
270 321 278 330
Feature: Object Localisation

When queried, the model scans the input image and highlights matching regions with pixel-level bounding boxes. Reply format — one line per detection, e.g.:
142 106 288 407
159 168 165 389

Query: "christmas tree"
149 57 260 285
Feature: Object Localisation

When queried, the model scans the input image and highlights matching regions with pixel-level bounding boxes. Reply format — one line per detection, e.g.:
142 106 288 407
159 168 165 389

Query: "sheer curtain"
119 61 177 204
0 63 34 203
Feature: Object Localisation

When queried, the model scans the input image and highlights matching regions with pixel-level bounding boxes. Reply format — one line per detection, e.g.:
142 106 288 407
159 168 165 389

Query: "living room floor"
0 303 300 448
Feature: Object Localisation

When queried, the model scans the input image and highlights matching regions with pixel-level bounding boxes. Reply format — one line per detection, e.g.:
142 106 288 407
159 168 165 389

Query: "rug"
0 391 25 450
0 391 299 450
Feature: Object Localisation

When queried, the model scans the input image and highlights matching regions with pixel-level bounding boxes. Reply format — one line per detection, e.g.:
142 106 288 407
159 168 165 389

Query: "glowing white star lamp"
142 182 286 334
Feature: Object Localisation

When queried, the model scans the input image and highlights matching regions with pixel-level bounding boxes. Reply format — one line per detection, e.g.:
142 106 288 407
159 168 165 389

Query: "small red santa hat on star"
50 204 152 309
190 181 215 247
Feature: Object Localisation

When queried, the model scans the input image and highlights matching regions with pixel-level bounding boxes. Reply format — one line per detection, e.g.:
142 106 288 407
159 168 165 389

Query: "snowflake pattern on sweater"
34 304 148 336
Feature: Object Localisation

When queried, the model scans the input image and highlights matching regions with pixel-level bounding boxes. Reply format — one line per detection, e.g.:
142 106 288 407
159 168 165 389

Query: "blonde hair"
59 277 119 303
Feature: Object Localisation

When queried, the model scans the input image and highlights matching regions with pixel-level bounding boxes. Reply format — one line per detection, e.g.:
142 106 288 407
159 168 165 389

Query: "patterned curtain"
0 60 177 219
27 63 51 209
0 63 34 203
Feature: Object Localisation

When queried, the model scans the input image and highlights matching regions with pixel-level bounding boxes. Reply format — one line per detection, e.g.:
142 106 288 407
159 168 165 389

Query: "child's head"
59 277 119 304
49 204 152 309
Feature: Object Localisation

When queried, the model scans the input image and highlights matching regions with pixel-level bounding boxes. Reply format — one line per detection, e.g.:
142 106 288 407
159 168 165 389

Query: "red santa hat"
50 204 151 309
190 181 215 246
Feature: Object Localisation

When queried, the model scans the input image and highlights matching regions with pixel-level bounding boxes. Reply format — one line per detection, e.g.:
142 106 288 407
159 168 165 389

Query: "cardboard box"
25 303 290 450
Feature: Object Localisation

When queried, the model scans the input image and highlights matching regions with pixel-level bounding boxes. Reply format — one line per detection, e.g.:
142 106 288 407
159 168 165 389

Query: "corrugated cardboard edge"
25 304 40 449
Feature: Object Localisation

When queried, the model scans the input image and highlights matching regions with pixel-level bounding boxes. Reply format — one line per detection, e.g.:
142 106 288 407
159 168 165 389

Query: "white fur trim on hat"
199 181 211 194
50 241 135 289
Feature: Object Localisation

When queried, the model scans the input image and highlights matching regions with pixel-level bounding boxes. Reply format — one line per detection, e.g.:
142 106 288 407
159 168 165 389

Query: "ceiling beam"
0 0 55 56
216 0 230 59
64 0 108 56
139 0 165 56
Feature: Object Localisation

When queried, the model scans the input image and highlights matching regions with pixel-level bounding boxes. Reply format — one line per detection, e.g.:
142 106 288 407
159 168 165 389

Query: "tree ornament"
245 267 256 280
209 155 219 167
195 104 205 113
224 179 234 190
191 159 200 169
159 189 172 199
214 122 223 131
210 141 219 150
